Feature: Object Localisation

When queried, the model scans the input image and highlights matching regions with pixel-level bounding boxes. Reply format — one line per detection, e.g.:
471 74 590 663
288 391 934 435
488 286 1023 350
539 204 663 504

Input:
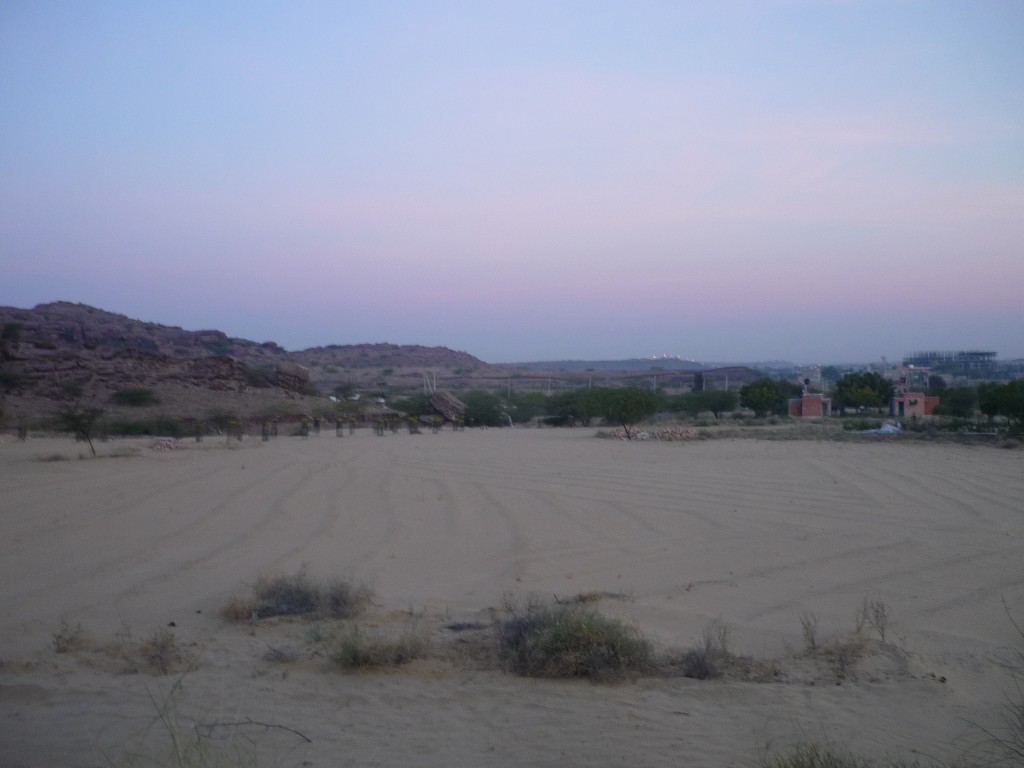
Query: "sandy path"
1 429 1022 767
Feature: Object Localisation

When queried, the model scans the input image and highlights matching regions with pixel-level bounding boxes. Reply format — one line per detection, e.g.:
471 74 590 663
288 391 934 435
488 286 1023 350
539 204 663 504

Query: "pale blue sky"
2 1 1022 363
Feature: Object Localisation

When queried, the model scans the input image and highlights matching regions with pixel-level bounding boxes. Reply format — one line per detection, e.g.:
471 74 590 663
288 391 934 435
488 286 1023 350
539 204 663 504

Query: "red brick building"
891 392 940 418
788 392 832 418
890 374 940 418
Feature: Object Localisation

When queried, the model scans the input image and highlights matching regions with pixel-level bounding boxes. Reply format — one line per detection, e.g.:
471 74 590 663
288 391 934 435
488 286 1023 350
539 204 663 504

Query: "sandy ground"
1 428 1022 767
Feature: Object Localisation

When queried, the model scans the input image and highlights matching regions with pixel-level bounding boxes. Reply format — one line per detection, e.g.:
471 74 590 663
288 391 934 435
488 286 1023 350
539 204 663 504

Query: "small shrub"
105 418 185 437
761 742 866 768
251 572 319 616
140 627 182 675
842 419 884 432
759 741 936 767
677 619 732 680
800 611 819 653
854 597 870 634
332 622 429 669
495 598 653 680
830 638 866 682
52 617 87 653
111 387 160 406
320 579 373 618
223 571 372 622
867 600 891 642
103 624 191 675
974 601 1024 765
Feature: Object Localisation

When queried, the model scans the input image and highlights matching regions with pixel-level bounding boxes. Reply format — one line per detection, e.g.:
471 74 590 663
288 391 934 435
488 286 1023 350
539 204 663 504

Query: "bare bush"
867 600 891 642
854 597 869 634
972 600 1024 765
800 611 819 653
677 619 732 680
52 617 87 653
141 627 183 675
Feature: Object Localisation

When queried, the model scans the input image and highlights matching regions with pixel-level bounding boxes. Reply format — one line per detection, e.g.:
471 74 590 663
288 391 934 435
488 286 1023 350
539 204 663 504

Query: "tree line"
394 374 1024 431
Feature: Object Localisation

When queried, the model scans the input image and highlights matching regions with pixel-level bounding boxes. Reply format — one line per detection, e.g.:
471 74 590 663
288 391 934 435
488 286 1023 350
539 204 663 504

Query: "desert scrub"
223 570 372 622
495 598 653 680
854 597 893 642
331 622 429 670
52 617 87 653
102 624 193 676
140 627 184 675
760 742 940 768
673 619 732 680
973 601 1024 766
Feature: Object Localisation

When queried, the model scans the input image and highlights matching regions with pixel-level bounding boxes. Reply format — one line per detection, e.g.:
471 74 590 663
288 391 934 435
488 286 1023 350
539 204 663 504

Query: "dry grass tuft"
760 742 940 768
52 617 87 653
672 619 732 680
223 570 372 622
331 621 430 670
140 627 184 675
102 624 192 676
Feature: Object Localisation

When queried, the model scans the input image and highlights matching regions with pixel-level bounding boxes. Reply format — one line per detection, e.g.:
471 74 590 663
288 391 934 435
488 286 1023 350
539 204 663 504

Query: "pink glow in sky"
1 1 1022 363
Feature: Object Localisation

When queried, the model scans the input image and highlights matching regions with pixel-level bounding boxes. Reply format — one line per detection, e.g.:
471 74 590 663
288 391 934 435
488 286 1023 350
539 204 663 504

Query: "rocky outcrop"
429 391 466 422
273 361 311 393
0 302 492 414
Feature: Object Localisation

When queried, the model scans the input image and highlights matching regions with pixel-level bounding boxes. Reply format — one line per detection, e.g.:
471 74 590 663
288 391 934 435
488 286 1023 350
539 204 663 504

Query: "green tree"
820 365 842 385
591 386 659 439
831 372 895 414
56 405 104 456
670 389 738 419
739 377 788 418
391 393 431 417
927 374 947 394
980 380 1024 424
545 388 599 427
933 385 976 418
332 382 357 399
690 389 737 420
508 391 547 423
462 390 505 427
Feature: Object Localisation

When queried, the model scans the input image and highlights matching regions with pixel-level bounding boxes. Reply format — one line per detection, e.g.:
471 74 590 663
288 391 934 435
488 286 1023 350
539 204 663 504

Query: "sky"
1 1 1022 364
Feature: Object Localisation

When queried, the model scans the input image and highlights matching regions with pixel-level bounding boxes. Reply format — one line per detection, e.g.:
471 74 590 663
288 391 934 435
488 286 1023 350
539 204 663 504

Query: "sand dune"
1 429 1022 766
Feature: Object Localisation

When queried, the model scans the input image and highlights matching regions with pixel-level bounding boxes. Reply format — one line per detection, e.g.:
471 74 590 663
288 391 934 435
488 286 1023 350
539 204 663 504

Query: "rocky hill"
0 302 764 429
0 302 491 424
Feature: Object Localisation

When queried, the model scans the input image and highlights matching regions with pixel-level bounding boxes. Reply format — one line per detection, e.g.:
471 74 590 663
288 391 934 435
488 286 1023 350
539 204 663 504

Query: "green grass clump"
223 570 372 622
495 599 653 680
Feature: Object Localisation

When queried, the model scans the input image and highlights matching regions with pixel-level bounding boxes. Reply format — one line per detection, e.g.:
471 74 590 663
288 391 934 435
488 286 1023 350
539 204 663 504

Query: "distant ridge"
0 301 494 419
496 358 704 373
0 301 486 371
